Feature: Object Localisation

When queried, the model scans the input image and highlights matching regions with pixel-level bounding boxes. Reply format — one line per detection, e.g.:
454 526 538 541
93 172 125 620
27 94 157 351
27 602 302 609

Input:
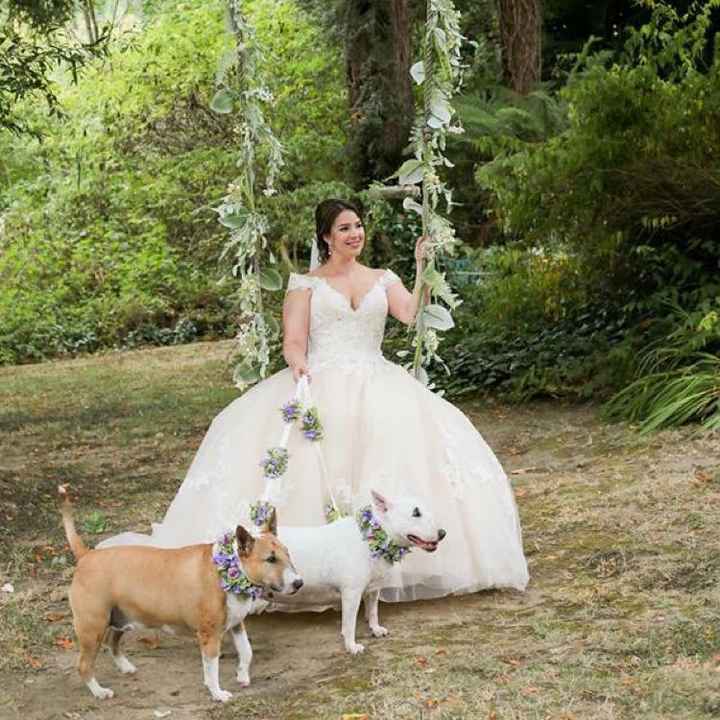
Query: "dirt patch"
2 343 720 719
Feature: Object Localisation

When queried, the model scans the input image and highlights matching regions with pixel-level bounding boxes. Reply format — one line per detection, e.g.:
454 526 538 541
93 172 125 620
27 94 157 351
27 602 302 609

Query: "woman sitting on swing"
101 198 529 603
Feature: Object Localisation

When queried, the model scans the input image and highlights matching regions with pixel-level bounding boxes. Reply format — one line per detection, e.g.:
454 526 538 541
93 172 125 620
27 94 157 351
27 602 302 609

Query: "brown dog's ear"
235 525 255 556
261 506 278 536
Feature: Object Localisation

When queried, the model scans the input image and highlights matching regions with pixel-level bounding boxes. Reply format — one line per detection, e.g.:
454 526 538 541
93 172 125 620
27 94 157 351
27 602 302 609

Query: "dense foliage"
1 0 718 431
0 0 346 364
439 1 720 424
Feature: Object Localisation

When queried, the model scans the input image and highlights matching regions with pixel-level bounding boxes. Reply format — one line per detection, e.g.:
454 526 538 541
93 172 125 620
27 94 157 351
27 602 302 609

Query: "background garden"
2 0 720 431
3 3 720 718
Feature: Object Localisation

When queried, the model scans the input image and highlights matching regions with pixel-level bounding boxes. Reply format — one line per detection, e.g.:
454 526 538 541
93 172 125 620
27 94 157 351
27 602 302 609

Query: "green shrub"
604 301 720 432
0 0 348 365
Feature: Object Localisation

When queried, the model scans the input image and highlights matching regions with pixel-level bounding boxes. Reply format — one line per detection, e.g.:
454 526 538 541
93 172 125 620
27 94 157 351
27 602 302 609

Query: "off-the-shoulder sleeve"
380 268 402 289
286 273 316 292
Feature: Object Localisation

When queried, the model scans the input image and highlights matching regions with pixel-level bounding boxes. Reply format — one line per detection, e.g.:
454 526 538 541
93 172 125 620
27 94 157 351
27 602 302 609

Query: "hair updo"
314 198 364 264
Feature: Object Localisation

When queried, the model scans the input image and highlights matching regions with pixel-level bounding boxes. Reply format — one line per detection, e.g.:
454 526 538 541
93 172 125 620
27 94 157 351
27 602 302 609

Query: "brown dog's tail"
58 485 89 560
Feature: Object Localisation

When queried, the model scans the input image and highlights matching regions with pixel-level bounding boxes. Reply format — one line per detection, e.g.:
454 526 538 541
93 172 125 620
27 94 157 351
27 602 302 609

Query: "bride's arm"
387 237 430 325
282 289 311 381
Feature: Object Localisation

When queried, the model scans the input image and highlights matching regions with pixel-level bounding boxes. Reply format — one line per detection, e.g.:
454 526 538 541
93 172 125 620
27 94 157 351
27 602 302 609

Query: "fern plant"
604 302 720 432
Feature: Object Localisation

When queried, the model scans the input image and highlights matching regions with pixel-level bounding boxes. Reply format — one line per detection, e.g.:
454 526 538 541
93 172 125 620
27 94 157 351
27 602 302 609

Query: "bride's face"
325 210 365 260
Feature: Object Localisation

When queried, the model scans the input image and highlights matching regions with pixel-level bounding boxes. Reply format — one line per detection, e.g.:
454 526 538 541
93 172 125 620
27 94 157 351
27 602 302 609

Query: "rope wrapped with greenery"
211 0 285 390
391 0 465 382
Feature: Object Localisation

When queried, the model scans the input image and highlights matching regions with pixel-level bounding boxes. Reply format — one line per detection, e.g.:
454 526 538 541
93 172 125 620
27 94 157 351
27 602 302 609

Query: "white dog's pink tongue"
408 535 438 552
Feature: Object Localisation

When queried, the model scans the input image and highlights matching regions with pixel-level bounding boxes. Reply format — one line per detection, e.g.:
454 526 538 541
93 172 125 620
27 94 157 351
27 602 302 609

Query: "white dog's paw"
113 655 137 674
236 671 250 687
346 641 365 655
87 678 114 699
211 689 233 703
370 625 388 638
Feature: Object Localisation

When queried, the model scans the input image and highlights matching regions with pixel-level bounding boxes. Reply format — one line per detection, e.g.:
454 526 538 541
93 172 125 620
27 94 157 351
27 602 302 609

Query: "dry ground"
1 341 719 720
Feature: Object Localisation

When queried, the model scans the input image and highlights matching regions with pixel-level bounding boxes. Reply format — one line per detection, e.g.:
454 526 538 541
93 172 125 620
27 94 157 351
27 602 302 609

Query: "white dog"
273 490 446 654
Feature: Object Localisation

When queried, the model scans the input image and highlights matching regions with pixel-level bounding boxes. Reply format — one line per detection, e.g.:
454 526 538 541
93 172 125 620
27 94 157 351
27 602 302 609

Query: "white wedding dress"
100 269 529 600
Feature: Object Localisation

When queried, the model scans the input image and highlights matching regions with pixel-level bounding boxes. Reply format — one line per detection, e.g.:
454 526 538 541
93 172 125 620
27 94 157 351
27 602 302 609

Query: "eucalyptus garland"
211 0 285 391
392 0 466 382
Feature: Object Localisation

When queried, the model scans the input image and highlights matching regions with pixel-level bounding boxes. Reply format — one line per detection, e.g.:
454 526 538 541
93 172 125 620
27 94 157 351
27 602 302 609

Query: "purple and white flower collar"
212 531 265 600
356 506 411 565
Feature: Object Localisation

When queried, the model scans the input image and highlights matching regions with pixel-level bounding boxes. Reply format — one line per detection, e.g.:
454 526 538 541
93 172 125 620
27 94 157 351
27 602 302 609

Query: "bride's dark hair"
315 198 364 264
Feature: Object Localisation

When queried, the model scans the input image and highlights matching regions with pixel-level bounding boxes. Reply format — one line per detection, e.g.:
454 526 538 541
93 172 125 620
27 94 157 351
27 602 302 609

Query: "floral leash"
249 376 340 528
245 378 410 565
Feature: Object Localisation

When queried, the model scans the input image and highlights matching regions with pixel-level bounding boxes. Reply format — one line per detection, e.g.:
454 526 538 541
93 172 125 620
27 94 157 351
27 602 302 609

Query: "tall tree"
497 0 542 94
344 0 415 185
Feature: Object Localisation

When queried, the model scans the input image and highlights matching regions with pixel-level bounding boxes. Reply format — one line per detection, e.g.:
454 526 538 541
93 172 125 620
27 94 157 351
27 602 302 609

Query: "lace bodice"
286 269 401 371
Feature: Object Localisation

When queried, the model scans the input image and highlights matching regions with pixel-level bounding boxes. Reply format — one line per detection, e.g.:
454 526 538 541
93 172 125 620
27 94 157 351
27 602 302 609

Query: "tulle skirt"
100 358 529 601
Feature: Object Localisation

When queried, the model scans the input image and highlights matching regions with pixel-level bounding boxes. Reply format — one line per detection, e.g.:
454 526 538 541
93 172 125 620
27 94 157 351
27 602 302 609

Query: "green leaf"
396 159 424 186
428 90 452 129
422 304 454 331
219 210 249 229
410 61 425 85
265 314 280 338
415 366 429 386
233 363 260 386
210 88 235 114
422 265 461 309
403 197 424 216
258 267 283 291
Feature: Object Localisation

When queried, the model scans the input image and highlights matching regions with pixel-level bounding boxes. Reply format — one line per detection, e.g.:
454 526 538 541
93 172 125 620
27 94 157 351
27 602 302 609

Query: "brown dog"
59 486 302 702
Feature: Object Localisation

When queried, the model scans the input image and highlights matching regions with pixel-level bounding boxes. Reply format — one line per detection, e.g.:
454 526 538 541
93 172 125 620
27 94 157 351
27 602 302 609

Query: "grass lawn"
1 341 719 719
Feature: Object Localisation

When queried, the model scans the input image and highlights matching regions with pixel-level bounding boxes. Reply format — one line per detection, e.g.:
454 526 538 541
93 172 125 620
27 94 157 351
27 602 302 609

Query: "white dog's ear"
370 490 390 514
235 525 255 556
261 506 278 536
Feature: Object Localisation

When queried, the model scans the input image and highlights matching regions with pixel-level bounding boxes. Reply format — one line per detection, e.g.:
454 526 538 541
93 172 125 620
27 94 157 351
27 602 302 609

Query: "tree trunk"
344 0 415 185
497 0 542 95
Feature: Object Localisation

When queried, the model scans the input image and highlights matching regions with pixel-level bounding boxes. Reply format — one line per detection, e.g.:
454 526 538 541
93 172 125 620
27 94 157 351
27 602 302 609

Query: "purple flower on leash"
249 500 275 528
301 407 324 442
260 447 289 479
281 399 302 424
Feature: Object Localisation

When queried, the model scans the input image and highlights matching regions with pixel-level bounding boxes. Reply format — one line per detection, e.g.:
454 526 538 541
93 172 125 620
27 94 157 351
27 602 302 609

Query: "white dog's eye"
412 507 421 518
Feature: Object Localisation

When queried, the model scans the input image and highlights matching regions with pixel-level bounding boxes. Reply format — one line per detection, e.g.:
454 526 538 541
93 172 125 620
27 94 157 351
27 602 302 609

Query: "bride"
101 198 529 601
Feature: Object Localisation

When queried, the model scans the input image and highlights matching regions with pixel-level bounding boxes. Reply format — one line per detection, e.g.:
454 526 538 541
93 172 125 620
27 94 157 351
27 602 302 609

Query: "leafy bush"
449 2 720 417
477 2 720 299
427 244 635 400
0 0 348 365
604 301 720 432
